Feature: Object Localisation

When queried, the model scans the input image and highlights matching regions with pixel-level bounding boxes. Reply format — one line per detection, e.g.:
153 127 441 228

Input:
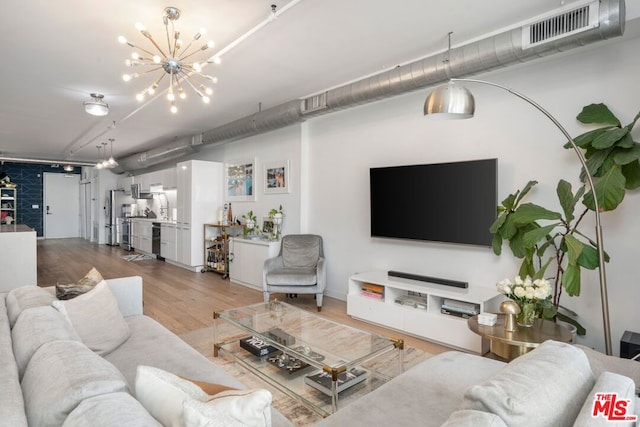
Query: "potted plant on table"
242 210 258 236
268 205 285 239
491 103 640 335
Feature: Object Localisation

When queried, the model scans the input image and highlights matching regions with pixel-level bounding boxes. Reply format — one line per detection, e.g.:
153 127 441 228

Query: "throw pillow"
52 280 130 356
572 371 637 426
462 340 595 427
21 340 128 427
6 285 57 328
135 365 272 427
11 305 81 379
56 267 104 300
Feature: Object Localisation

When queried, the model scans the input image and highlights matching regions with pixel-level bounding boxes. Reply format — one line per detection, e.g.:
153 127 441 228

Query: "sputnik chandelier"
118 6 220 114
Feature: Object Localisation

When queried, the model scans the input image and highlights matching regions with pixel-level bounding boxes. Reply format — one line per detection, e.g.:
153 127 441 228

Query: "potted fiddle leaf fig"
491 103 640 335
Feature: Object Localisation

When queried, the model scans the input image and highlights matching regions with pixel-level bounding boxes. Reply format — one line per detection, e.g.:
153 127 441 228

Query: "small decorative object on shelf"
267 351 309 373
240 336 279 357
496 276 552 328
227 203 233 225
478 312 498 326
268 205 285 240
304 367 368 396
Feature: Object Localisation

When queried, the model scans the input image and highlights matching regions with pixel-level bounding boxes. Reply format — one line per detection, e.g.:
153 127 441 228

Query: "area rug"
179 326 432 426
121 254 155 262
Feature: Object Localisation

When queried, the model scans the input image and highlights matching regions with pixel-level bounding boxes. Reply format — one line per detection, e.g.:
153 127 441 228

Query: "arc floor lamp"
424 78 612 355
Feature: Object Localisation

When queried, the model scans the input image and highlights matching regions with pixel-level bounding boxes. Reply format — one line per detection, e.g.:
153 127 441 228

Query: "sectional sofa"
0 276 292 426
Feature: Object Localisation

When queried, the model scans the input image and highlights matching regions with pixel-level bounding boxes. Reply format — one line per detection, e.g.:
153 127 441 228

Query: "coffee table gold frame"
468 314 573 361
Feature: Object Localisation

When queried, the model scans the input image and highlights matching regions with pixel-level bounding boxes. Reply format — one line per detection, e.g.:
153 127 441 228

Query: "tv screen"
370 158 497 246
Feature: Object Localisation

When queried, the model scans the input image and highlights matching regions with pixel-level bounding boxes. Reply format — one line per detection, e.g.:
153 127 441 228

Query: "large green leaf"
615 132 635 149
523 224 558 248
582 148 610 180
557 180 581 223
591 127 629 149
514 180 538 206
501 192 518 211
577 103 621 126
567 127 615 149
510 203 561 224
622 161 640 189
583 165 626 211
562 263 582 296
508 227 530 259
577 244 599 270
491 233 503 256
489 211 507 234
564 234 584 265
499 214 519 240
613 143 640 165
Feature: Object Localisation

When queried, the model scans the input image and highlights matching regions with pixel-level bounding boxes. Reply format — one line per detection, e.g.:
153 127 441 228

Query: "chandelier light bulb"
118 36 127 44
122 74 131 82
179 89 186 99
125 59 132 67
167 92 175 101
207 40 215 49
136 93 145 102
170 104 178 114
153 55 161 64
135 22 146 31
193 63 202 72
202 96 210 104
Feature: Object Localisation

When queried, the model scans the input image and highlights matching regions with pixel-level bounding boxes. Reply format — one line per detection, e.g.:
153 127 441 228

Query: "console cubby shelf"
347 271 505 354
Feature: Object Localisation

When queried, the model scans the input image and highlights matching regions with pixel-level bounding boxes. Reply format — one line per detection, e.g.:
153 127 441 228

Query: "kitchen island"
0 224 37 292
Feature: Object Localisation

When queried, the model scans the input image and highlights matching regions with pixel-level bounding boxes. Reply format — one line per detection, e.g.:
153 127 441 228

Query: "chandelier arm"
178 40 196 59
144 34 169 59
449 77 611 356
132 45 160 60
180 74 205 97
179 47 212 62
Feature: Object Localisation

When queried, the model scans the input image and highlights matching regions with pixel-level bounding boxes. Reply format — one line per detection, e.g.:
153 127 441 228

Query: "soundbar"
388 271 468 289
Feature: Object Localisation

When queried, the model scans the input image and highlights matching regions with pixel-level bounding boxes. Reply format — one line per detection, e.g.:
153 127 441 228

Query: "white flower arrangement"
496 275 553 305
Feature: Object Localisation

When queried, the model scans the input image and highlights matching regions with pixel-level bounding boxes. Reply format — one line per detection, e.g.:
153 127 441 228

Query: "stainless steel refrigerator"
105 190 119 246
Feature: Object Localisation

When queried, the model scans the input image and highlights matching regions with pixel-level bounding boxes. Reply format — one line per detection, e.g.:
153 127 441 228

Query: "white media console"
347 271 505 353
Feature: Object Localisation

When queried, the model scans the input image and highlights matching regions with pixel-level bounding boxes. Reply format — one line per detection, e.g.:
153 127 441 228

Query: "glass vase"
517 302 536 327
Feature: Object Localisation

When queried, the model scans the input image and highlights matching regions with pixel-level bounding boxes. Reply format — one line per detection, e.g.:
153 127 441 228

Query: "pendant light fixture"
84 93 110 116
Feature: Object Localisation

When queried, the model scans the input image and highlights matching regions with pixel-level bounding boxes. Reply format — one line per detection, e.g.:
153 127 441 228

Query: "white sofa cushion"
62 392 161 427
573 371 637 426
21 340 129 427
462 340 595 427
11 305 80 379
5 286 56 328
52 280 130 356
135 365 272 427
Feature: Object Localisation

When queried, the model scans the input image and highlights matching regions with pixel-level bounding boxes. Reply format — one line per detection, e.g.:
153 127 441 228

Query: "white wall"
304 33 640 353
192 125 303 236
187 30 640 354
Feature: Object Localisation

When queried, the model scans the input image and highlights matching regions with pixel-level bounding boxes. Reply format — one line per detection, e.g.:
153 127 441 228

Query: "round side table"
468 314 574 361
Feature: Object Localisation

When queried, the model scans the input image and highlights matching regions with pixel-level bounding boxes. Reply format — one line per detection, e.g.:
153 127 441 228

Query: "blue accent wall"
1 163 80 237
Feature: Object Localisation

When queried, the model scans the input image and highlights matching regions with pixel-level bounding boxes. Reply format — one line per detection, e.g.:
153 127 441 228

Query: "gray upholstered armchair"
262 234 326 311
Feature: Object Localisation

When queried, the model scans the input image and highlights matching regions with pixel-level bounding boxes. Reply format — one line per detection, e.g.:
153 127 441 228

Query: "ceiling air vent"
523 1 600 49
301 92 328 114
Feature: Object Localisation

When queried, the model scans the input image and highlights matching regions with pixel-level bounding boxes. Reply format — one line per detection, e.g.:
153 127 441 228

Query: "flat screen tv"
370 158 497 247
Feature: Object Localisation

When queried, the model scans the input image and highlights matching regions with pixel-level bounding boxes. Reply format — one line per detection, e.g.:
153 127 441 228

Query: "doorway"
43 173 80 238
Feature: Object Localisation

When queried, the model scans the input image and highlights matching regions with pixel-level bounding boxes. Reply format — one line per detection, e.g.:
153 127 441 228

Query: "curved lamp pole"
424 78 611 355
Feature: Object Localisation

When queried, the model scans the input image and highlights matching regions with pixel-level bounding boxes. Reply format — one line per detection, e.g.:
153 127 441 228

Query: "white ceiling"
1 0 637 165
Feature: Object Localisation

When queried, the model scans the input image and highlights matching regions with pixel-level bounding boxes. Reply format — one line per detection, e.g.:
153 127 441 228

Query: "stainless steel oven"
121 218 133 251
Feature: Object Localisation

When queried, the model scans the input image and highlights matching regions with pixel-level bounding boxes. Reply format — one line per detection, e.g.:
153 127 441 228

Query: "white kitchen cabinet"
162 167 177 189
138 221 153 254
229 238 281 290
173 160 222 271
160 223 177 261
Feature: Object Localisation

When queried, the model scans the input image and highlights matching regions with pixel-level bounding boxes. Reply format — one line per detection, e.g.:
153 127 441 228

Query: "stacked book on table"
360 283 384 300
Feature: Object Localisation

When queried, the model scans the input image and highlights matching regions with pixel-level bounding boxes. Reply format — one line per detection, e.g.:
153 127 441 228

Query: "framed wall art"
226 160 256 202
264 160 290 194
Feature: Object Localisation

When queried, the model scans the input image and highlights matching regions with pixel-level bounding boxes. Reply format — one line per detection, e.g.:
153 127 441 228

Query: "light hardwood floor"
37 238 451 355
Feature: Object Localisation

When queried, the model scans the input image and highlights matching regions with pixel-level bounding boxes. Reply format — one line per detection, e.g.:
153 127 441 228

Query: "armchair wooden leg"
317 306 321 312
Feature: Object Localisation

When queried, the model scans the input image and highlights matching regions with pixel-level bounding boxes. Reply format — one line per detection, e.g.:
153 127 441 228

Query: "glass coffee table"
214 300 404 417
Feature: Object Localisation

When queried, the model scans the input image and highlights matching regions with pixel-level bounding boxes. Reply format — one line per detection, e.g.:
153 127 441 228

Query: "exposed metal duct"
118 0 625 172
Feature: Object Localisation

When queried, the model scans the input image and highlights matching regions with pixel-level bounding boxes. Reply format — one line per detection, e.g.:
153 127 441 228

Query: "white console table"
347 271 504 353
229 237 281 290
